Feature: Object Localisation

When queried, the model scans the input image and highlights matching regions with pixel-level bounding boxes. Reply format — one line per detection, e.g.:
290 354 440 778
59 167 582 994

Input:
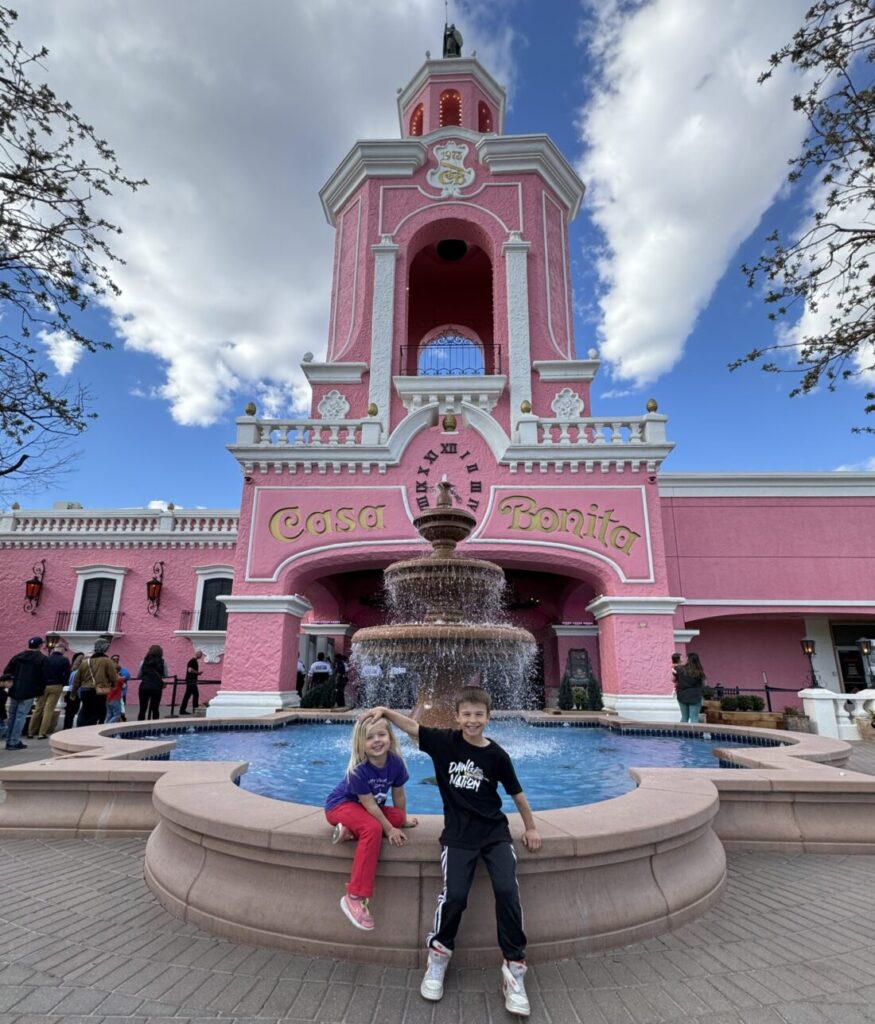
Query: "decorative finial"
520 399 532 414
587 348 598 359
302 352 314 363
646 398 658 413
167 502 175 511
442 413 457 432
244 402 256 416
11 502 20 510
367 402 379 417
436 477 453 508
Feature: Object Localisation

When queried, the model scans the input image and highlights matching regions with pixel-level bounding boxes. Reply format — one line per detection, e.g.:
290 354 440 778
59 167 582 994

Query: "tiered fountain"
352 478 536 727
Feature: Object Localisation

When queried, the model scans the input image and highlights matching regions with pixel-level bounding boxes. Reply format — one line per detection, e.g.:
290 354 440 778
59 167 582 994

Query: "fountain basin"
1 714 872 967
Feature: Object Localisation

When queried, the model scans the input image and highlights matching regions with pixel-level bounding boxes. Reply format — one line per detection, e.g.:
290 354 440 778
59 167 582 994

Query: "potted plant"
717 694 784 729
782 706 813 733
857 709 875 742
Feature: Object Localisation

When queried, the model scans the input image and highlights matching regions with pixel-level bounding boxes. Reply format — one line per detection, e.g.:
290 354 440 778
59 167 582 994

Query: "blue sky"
4 0 873 513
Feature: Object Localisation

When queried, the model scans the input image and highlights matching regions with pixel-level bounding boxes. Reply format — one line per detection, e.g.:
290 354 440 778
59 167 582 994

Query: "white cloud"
14 2 516 427
39 330 82 376
578 0 811 386
835 458 875 472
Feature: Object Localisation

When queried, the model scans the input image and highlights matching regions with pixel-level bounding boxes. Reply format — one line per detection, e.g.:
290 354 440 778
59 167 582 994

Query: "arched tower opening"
409 103 424 137
439 89 461 127
403 219 496 376
478 100 493 133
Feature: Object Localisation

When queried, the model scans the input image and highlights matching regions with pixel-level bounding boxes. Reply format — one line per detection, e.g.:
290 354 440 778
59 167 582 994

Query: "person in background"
62 652 85 729
137 644 168 721
675 652 706 723
296 657 305 701
334 652 349 708
179 649 203 715
671 652 681 685
1 636 48 750
27 641 71 739
74 638 118 727
105 655 130 724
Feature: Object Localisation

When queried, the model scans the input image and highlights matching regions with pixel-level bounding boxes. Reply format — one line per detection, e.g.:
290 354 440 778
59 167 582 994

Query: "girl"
324 717 417 931
137 645 168 721
675 651 706 723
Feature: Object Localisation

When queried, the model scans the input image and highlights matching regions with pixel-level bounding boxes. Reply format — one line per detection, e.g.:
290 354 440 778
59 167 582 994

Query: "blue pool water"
122 720 777 811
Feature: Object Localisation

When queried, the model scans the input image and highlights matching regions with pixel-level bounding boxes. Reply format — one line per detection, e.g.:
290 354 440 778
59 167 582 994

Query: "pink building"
2 51 873 718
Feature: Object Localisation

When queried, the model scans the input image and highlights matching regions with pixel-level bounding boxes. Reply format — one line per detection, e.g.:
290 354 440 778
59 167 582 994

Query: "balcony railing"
178 608 228 632
54 610 125 633
398 343 502 377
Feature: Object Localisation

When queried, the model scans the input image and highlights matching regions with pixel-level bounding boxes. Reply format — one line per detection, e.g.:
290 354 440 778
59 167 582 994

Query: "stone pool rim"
1 711 872 967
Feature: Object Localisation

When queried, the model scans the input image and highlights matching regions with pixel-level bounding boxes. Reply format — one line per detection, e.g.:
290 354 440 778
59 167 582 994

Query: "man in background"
179 650 203 715
27 641 70 740
1 637 48 750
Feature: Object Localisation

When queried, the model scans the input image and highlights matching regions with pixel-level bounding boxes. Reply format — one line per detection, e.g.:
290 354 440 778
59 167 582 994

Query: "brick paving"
0 735 873 1023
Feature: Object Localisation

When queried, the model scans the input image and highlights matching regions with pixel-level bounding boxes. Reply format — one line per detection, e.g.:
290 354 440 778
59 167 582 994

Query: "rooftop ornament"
443 22 463 58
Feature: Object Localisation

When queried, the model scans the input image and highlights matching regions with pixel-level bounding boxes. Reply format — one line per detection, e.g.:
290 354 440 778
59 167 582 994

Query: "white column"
504 232 532 418
800 687 841 738
368 236 399 440
803 618 841 692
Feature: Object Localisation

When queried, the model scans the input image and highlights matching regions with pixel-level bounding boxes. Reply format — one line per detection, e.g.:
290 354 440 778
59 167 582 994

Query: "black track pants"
427 841 526 961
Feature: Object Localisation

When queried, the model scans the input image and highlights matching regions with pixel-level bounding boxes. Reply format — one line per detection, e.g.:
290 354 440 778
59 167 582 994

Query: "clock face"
414 440 484 514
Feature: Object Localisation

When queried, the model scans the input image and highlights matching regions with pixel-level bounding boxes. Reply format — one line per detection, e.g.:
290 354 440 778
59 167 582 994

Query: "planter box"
783 714 814 733
711 711 786 730
857 718 875 742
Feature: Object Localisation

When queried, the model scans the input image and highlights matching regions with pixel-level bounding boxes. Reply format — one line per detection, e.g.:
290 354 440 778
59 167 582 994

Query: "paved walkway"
0 735 873 1023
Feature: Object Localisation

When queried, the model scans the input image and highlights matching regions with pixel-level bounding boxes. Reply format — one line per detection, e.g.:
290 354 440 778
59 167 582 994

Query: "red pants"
325 801 406 899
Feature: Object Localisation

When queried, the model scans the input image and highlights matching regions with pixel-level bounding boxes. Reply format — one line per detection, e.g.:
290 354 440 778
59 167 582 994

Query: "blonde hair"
347 717 404 775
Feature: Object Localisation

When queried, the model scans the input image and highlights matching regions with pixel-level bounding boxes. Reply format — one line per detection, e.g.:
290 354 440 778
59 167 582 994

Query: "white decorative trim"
478 135 586 219
302 622 354 638
0 509 238 548
393 375 506 414
551 624 599 637
205 689 300 719
65 564 129 634
601 694 681 723
301 362 368 385
54 630 123 651
551 387 584 419
533 359 600 382
319 141 427 226
426 140 476 197
396 60 506 135
218 594 313 617
504 233 532 419
174 632 226 663
587 596 685 619
317 390 350 420
658 472 875 497
189 565 233 633
368 239 398 437
674 629 701 644
684 599 875 608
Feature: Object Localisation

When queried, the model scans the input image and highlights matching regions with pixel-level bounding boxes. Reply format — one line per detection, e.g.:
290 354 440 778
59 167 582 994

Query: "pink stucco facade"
2 54 873 719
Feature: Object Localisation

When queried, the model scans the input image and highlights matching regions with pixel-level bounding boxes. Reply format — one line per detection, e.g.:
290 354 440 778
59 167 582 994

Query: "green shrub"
571 687 585 710
702 686 714 700
720 696 739 712
749 695 765 712
557 673 574 711
301 678 336 709
783 706 799 716
585 676 604 711
735 695 753 711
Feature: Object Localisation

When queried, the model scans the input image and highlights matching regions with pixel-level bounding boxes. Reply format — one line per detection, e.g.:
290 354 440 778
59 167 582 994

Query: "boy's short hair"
453 686 492 713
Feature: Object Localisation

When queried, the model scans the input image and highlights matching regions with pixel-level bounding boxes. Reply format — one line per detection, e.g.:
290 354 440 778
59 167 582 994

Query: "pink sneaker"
340 894 374 931
332 823 354 844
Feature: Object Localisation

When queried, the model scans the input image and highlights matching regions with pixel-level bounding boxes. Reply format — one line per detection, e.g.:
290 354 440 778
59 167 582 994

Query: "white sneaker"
501 960 530 1017
420 941 451 1001
332 823 354 844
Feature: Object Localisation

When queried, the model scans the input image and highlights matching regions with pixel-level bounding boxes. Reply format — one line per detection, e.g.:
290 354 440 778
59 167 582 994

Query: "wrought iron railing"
398 342 502 376
178 608 228 631
54 610 125 633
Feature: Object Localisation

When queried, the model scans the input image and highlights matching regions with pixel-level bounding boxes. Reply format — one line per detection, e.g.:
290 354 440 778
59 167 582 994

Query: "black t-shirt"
186 658 200 683
419 727 523 849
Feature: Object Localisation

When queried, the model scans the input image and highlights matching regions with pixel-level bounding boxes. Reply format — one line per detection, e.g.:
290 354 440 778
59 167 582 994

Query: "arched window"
478 101 492 133
198 577 232 630
409 103 423 136
439 89 461 127
418 333 485 376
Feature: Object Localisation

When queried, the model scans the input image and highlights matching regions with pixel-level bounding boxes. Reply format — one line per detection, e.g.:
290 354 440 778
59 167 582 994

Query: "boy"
363 687 540 1018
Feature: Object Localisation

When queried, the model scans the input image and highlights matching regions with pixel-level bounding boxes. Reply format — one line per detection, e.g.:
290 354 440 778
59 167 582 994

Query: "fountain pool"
120 719 782 810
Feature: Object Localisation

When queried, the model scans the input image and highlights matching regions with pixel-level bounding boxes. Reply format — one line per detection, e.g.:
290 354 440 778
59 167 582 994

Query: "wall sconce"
45 632 60 652
800 636 820 688
23 559 46 614
146 561 165 616
857 637 872 688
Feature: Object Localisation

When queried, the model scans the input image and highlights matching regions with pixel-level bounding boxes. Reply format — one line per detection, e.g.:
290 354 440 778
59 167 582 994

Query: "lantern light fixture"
23 559 46 614
857 637 872 688
146 561 165 616
800 636 820 688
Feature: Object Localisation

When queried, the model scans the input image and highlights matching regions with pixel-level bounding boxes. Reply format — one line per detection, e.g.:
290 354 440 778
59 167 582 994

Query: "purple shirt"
324 752 409 811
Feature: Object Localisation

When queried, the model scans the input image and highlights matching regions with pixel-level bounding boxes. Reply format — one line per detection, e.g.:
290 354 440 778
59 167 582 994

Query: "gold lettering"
609 525 640 555
269 507 303 541
359 505 385 530
536 507 560 532
306 510 333 537
497 495 537 531
496 495 640 558
336 507 356 532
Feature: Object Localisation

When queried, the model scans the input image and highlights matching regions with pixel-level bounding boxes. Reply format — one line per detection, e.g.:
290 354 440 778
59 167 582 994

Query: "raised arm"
360 705 419 740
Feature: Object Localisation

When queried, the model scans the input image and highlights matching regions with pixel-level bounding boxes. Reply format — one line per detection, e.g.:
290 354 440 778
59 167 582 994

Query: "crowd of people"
0 635 205 748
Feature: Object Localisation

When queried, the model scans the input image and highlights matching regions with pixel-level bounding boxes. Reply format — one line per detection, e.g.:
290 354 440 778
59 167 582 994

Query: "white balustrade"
254 418 365 448
534 416 655 448
800 687 875 740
